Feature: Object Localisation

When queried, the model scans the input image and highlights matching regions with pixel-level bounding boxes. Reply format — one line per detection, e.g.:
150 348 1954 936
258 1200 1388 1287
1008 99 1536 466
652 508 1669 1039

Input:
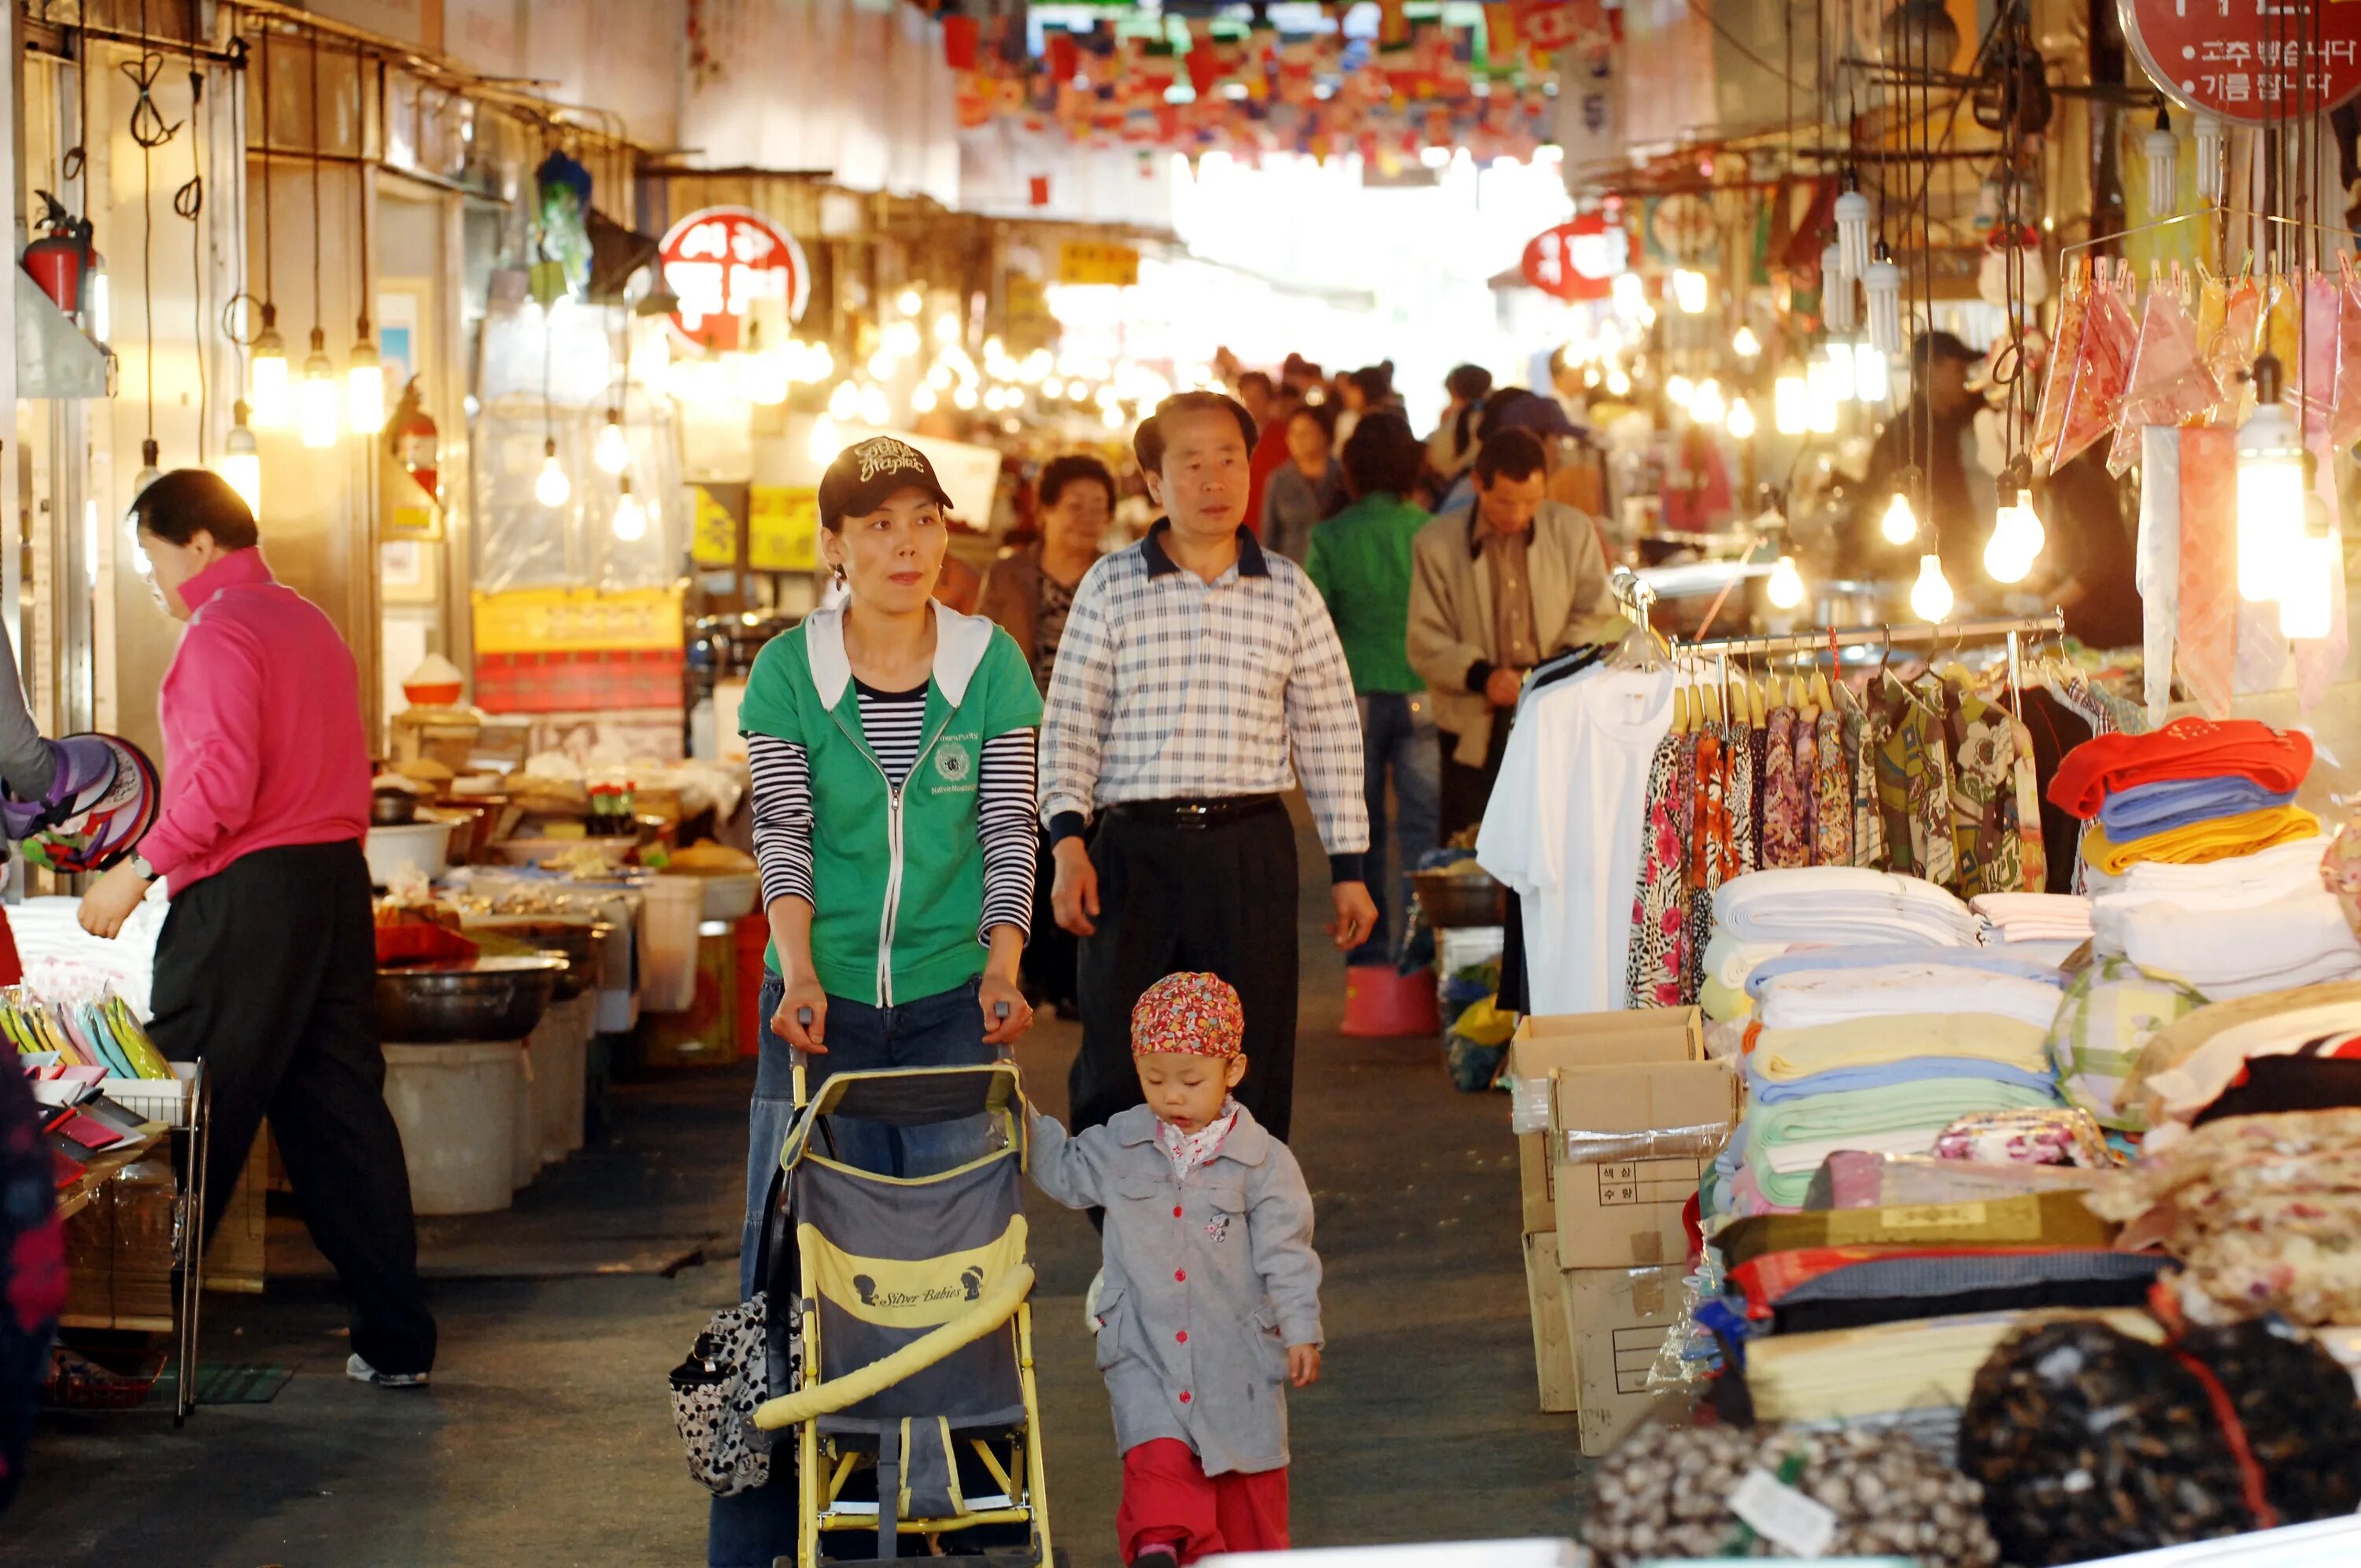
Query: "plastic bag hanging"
2328 256 2361 450
2197 273 2262 426
2106 271 2219 477
2292 268 2345 438
2044 260 2139 470
2032 256 2092 463
1822 241 1860 334
1864 245 1905 356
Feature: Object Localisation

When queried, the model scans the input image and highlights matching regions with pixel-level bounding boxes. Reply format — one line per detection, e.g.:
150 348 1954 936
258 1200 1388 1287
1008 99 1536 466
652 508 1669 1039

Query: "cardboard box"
1550 1057 1739 1269
1521 1230 1580 1413
1506 1006 1703 1099
1518 1131 1555 1235
1563 1264 1687 1456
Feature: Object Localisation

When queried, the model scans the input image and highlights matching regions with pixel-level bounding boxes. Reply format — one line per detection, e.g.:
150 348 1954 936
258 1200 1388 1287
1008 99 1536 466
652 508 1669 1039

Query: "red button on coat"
1178 1391 1191 1404
1177 1330 1188 1343
1174 1269 1186 1282
1173 1206 1183 1217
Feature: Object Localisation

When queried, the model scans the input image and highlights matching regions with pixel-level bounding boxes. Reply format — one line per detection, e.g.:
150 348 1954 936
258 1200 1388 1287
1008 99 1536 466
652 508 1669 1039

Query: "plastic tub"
382 1042 519 1215
364 821 456 887
641 875 704 1013
511 1043 541 1190
696 872 759 922
531 995 593 1161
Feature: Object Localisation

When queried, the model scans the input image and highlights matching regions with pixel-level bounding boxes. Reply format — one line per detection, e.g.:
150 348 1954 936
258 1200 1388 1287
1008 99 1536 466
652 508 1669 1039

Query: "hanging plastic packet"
2295 267 2344 437
2032 255 2091 463
2051 259 2138 469
2198 273 2262 425
2332 256 2361 450
2107 268 2219 477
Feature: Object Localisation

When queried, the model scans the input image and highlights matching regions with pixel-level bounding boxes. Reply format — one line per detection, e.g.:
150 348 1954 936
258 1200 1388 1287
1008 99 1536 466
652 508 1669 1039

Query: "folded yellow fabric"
1701 974 1754 1023
1750 1013 2052 1081
2081 805 2320 877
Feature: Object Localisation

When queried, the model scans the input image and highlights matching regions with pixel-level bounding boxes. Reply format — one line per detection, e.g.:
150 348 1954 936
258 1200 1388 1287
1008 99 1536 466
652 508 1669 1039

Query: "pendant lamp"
1910 552 1955 622
2144 108 2178 213
1834 179 1871 283
1864 244 1905 356
2236 357 2304 603
2194 112 2228 203
1821 242 1859 334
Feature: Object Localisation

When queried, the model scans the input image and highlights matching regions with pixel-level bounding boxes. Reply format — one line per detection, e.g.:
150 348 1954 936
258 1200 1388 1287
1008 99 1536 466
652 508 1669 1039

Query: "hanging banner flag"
2123 0 2361 124
1520 213 1629 301
656 206 812 352
1553 34 1623 176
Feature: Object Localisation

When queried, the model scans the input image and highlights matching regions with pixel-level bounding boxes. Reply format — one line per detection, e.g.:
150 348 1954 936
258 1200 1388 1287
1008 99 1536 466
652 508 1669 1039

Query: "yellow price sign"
472 586 684 655
749 486 819 574
1055 242 1140 287
691 485 738 568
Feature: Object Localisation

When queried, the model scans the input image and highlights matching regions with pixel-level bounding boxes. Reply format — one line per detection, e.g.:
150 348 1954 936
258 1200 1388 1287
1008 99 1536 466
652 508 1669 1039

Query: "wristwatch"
129 852 155 881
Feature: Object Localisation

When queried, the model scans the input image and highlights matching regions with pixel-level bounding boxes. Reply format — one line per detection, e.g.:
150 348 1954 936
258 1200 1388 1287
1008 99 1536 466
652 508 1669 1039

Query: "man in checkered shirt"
1042 391 1376 1143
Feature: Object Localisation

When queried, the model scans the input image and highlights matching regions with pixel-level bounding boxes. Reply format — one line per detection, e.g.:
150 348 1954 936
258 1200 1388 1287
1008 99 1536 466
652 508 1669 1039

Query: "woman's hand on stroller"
979 970 1033 1047
774 973 829 1053
1288 1345 1321 1389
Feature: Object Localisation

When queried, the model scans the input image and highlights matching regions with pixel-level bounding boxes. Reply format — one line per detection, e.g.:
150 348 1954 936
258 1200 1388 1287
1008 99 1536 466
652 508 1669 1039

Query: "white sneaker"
346 1352 430 1389
1084 1267 1105 1331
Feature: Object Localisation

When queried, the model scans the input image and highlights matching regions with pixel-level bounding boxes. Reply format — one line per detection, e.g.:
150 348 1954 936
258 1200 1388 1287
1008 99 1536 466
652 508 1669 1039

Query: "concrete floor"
5 834 1585 1566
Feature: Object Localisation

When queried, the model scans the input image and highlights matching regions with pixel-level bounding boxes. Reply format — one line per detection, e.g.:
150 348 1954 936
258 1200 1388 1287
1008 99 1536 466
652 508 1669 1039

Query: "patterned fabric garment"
1793 707 1821 861
1727 718 1759 876
1760 707 1812 869
1948 692 2024 900
1686 725 1731 1002
1875 677 1957 888
2009 716 2049 893
1813 708 1853 867
1912 677 1959 891
1624 732 1691 1010
1155 1097 1243 1182
1750 723 1771 863
1848 708 1886 871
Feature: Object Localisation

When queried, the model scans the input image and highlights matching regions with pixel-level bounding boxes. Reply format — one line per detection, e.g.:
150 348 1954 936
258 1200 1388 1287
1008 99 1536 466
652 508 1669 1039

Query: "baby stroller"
749 1060 1062 1566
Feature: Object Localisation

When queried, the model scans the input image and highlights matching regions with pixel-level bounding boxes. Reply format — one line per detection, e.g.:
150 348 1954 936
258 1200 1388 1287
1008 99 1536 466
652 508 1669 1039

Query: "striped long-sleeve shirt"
749 679 1037 943
1040 521 1369 881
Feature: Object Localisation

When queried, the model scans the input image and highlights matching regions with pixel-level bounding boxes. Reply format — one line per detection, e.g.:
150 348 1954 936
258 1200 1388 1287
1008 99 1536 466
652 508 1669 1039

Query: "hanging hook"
122 54 182 149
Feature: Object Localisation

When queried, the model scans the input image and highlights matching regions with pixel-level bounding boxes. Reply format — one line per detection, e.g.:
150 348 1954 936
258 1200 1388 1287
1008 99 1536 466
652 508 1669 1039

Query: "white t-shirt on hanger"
1476 665 1677 1016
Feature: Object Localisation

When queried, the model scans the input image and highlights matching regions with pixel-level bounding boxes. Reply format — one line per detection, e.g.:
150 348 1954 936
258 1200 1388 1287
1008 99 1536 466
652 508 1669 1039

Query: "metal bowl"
458 917 608 1000
371 789 421 826
1411 868 1509 930
376 956 563 1042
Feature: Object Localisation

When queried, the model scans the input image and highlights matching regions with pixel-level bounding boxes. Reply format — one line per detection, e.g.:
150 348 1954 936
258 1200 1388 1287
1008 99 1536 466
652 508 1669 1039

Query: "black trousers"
1071 802 1300 1141
150 841 437 1376
1438 720 1513 843
1021 832 1079 1009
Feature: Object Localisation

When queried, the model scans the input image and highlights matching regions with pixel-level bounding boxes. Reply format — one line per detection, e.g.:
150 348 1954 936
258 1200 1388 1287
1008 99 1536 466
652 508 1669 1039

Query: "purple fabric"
2097 774 2296 839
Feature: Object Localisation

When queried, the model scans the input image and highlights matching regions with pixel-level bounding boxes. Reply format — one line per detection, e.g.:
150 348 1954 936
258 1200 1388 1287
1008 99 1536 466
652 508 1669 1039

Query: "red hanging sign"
656 207 812 353
1520 213 1628 301
2122 0 2361 125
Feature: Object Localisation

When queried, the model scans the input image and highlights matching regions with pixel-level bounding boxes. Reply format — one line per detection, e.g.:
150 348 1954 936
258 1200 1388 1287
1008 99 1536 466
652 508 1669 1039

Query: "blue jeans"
711 973 996 1568
1358 691 1441 961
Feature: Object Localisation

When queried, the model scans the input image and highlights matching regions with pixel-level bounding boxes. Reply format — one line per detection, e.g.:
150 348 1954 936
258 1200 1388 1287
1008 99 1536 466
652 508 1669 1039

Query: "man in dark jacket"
1849 330 1994 593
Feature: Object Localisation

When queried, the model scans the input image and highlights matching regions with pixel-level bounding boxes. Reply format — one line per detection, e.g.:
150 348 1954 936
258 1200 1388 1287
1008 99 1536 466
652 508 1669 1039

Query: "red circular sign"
2122 0 2361 126
1521 214 1628 301
656 206 812 353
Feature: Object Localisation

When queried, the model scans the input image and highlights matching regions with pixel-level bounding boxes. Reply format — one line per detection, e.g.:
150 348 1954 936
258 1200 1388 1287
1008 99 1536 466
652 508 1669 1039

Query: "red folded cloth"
1731 1244 2104 1317
374 924 478 966
2048 717 2313 820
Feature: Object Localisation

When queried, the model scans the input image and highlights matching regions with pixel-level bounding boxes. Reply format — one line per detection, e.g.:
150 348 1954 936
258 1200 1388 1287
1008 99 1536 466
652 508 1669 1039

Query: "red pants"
1117 1438 1289 1565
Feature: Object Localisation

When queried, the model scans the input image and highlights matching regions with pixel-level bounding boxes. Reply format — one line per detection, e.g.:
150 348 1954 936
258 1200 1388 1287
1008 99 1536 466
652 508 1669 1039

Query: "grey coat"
1028 1104 1323 1475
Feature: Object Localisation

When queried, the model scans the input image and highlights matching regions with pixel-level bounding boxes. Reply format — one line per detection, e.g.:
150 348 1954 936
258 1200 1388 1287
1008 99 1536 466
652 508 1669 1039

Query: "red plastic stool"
1340 963 1441 1039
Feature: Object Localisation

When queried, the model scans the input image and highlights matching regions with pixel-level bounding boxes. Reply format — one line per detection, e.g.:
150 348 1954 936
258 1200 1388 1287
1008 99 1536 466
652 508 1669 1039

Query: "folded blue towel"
1743 1054 2060 1105
1743 944 2067 1001
2098 774 2297 839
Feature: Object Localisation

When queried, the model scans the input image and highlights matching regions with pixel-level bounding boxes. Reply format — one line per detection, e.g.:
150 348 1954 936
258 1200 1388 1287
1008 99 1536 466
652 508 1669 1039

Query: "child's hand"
1287 1344 1321 1389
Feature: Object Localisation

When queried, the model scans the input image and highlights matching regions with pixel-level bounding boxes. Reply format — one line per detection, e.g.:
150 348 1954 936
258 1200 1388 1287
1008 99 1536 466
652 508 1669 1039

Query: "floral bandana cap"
1131 972 1243 1057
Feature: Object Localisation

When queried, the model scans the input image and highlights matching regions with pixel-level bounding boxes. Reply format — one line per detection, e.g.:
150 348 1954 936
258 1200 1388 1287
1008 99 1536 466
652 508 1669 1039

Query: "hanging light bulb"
346 323 386 434
1611 271 1647 317
2145 107 2178 213
1821 241 1860 334
1767 554 1805 610
1731 324 1761 361
911 383 939 415
593 409 631 475
2194 111 2228 203
1910 552 1956 622
1985 487 2045 585
858 383 892 426
1881 485 1921 545
827 380 860 422
534 437 571 508
611 476 650 543
219 401 261 515
1690 378 1727 426
1854 342 1891 403
2237 360 2306 603
1806 357 1842 434
807 412 841 466
1672 268 1709 315
1665 373 1695 408
299 329 339 448
953 383 981 412
933 312 962 346
132 437 162 499
1605 367 1631 397
1834 179 1871 282
1726 397 1757 441
250 307 290 430
2280 495 2337 639
1864 244 1905 356
1774 360 1809 435
1823 342 1857 402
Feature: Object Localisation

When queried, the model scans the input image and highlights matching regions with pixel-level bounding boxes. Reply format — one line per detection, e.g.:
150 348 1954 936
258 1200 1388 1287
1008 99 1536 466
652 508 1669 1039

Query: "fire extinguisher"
22 190 94 320
389 377 439 502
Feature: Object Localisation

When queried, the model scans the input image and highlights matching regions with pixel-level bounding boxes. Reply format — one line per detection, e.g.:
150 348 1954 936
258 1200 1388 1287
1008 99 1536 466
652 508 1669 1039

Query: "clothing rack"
1673 611 2063 662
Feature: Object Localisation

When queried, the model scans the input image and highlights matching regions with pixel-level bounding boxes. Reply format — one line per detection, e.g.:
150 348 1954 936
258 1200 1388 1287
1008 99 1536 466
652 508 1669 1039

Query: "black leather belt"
1106 795 1282 828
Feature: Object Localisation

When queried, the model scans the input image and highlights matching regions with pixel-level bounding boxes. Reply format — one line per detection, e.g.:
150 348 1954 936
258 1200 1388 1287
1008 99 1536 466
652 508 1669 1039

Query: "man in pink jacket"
79 470 435 1386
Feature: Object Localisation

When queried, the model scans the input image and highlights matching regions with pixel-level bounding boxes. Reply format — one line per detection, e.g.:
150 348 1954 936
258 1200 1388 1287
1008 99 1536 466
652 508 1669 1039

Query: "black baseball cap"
818 435 955 529
1912 330 1982 371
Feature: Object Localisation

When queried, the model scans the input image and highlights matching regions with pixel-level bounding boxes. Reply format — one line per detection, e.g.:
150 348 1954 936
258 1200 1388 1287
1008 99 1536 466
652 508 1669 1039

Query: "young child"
1026 972 1324 1567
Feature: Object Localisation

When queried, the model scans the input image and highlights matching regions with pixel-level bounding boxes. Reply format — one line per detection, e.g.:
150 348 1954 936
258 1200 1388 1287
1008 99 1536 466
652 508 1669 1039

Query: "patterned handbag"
670 1168 801 1496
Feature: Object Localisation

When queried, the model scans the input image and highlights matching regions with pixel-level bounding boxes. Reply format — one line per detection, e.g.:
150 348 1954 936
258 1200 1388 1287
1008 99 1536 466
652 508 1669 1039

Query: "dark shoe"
1129 1548 1181 1568
347 1352 430 1389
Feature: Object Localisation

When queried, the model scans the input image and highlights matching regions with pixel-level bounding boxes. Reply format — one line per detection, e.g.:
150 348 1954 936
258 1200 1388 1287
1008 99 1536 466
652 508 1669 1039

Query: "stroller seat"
751 1064 1062 1567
